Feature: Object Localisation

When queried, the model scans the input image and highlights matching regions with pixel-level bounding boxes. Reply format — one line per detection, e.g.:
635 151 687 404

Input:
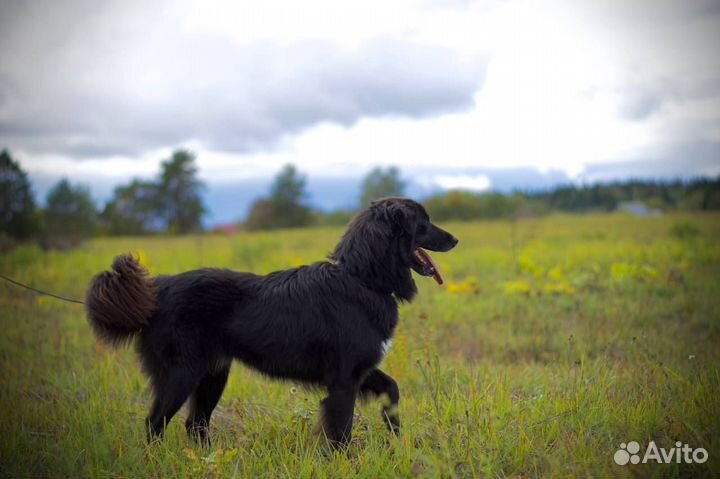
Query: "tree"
100 180 161 235
270 164 305 204
244 198 276 231
245 164 313 230
44 178 97 237
0 149 39 240
158 150 205 233
360 166 406 207
423 190 516 221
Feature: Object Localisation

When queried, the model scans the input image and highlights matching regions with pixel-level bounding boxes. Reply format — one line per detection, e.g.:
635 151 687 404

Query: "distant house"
617 201 662 217
211 222 240 234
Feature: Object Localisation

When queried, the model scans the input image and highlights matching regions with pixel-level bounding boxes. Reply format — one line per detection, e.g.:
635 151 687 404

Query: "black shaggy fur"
85 198 458 446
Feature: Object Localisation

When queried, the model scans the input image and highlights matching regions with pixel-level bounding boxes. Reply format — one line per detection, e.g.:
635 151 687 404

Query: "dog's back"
141 262 393 384
87 256 395 389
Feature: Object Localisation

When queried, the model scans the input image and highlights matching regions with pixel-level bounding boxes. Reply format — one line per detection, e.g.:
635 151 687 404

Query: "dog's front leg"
319 383 357 447
359 368 400 434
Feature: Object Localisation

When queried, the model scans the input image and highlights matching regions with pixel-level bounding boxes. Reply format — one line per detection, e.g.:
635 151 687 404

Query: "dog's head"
331 197 458 301
370 197 458 284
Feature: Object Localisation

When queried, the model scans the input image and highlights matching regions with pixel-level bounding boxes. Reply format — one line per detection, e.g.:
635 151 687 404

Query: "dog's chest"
380 338 393 358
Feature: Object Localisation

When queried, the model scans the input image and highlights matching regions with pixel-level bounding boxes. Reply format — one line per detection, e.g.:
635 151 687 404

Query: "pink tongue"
418 248 444 285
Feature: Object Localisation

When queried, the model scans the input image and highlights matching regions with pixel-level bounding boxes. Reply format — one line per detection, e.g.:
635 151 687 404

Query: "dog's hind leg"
185 365 230 445
359 369 400 434
146 369 200 443
319 382 358 447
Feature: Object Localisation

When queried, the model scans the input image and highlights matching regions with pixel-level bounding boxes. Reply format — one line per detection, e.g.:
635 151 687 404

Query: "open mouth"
412 248 444 285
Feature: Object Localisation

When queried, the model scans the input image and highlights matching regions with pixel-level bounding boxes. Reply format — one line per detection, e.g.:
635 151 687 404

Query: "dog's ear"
387 202 415 236
372 200 413 233
381 202 416 266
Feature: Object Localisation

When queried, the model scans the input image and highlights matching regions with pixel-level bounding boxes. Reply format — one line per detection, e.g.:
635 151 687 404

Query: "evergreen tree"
44 179 97 236
0 149 39 239
246 164 313 230
158 150 205 233
360 166 406 207
100 180 161 235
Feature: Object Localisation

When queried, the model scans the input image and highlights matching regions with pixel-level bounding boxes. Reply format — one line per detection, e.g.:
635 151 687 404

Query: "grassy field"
1 212 719 478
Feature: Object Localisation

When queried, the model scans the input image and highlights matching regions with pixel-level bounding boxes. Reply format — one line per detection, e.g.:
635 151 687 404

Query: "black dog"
85 197 458 446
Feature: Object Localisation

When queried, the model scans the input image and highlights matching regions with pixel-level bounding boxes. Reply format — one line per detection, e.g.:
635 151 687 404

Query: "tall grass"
1 213 718 477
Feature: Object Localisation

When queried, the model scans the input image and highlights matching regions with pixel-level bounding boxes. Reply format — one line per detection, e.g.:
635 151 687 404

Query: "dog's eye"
417 224 428 235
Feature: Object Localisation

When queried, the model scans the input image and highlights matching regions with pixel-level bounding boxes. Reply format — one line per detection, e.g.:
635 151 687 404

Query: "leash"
0 273 85 304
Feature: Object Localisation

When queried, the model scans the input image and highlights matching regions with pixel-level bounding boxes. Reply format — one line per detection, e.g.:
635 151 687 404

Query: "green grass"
1 212 719 478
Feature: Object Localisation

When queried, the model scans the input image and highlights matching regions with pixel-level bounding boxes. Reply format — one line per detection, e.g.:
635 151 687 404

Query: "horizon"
19 154 718 226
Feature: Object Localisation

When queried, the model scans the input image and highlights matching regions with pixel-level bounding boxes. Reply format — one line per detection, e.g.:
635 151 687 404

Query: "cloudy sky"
1 0 719 222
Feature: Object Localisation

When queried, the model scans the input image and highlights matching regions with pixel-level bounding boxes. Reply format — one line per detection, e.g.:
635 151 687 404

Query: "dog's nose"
451 236 459 247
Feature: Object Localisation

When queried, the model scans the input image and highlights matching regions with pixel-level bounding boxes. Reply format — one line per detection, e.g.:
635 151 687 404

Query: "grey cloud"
578 0 720 126
0 1 487 157
675 0 720 19
618 91 664 121
579 141 720 182
615 71 720 121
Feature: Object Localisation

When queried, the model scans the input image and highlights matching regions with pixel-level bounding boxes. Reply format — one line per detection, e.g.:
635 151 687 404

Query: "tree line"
0 148 406 243
244 164 405 230
1 147 719 246
1 149 205 244
422 178 720 221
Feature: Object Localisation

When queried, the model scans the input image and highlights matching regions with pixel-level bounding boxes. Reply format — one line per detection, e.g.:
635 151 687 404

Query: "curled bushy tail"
85 254 156 345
